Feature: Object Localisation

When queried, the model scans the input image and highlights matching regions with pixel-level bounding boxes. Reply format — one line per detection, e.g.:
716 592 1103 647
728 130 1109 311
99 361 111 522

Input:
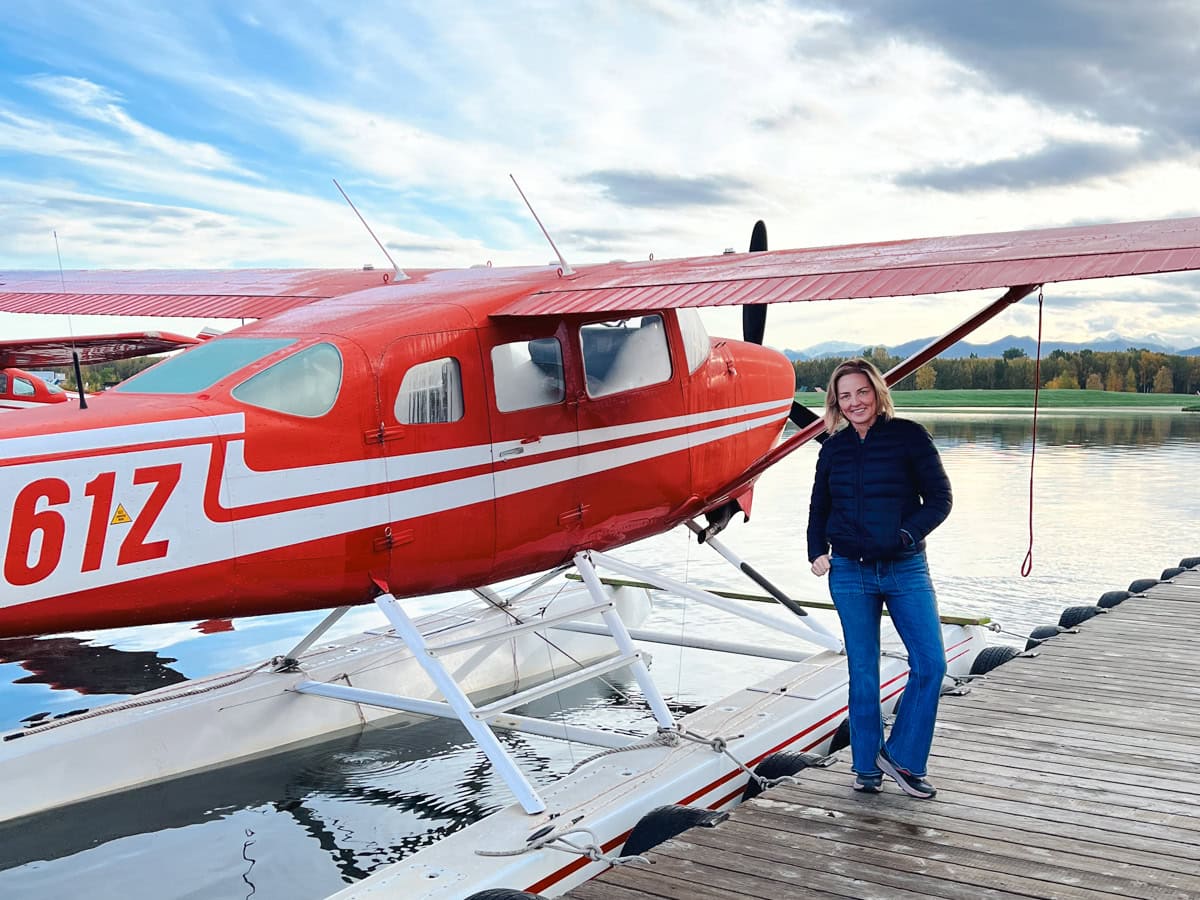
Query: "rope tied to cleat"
672 724 837 793
476 824 649 867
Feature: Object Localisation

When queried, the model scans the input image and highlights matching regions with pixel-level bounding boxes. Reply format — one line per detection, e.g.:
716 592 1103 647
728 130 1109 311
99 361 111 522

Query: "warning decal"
111 504 132 525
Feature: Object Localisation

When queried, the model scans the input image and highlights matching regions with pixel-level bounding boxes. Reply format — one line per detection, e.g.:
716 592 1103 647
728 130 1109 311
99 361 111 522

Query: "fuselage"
0 265 795 637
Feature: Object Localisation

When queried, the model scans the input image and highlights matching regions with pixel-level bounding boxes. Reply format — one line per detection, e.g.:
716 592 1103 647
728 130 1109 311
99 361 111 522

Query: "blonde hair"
823 357 894 433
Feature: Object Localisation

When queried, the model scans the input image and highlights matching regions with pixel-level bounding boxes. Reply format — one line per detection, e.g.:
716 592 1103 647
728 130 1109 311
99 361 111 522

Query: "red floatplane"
2 215 1200 897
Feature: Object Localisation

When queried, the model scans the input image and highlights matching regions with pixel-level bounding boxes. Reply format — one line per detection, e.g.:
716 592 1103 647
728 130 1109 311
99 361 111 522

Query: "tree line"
54 356 160 393
51 344 1200 395
793 346 1200 394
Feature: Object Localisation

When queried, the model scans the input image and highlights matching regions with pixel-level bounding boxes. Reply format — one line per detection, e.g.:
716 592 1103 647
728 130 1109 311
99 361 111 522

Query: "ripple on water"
300 747 412 786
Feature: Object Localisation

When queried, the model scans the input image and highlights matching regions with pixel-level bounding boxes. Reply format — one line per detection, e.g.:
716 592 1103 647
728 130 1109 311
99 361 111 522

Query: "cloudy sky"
2 0 1199 351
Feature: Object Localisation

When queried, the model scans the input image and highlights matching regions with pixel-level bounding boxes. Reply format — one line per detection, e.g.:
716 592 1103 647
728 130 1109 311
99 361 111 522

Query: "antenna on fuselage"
332 178 407 281
509 174 574 276
53 229 88 410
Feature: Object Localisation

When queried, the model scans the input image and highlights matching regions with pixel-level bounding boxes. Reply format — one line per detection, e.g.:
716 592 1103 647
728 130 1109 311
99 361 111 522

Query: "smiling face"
836 371 878 436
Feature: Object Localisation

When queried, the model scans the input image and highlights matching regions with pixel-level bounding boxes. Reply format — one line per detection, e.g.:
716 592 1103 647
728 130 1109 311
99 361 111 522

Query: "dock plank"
685 813 1195 900
750 781 1200 889
564 569 1200 899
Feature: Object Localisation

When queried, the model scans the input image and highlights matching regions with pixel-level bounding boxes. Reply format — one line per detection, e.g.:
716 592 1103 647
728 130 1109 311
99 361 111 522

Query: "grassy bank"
795 389 1200 409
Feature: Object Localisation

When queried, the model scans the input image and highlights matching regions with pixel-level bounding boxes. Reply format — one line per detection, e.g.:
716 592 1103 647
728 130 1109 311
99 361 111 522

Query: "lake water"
1 409 1197 899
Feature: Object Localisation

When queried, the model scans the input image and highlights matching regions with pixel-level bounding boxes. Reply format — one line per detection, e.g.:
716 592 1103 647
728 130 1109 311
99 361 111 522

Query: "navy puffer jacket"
807 416 952 563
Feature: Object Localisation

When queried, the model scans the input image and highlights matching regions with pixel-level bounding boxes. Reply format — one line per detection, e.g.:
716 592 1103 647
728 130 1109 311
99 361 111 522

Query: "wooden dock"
565 567 1200 900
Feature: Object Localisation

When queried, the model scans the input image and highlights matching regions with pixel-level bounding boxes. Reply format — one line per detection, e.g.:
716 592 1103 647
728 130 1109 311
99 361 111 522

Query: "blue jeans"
829 551 946 778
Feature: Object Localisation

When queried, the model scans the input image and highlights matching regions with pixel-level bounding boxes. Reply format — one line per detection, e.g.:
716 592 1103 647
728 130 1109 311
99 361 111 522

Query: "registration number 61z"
4 464 182 587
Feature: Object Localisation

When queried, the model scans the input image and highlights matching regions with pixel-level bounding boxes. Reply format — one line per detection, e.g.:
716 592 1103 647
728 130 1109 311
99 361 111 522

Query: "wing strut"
703 283 1039 513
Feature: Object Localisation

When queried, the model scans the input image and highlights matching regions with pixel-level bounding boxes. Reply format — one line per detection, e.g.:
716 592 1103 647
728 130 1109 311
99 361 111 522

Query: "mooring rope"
3 659 274 741
476 824 649 866
1022 287 1045 577
566 728 680 775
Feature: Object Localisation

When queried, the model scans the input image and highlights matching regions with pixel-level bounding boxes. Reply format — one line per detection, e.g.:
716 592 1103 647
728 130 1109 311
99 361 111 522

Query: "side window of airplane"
492 338 565 412
580 315 672 398
676 308 712 373
0 373 7 393
13 377 35 397
232 342 343 417
396 357 464 424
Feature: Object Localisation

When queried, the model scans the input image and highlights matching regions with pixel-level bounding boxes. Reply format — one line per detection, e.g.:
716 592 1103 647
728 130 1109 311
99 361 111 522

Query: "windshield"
114 338 297 394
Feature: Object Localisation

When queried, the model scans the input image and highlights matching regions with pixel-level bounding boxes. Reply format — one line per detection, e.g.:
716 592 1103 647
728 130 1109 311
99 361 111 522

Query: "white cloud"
0 1 1198 347
27 75 252 175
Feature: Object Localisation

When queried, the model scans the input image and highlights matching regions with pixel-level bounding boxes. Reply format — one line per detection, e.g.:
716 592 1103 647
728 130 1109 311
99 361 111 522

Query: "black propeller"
738 220 824 437
698 222 827 545
741 220 768 345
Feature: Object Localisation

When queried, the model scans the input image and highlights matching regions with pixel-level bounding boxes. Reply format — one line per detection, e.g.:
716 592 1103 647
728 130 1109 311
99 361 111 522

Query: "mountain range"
784 334 1200 361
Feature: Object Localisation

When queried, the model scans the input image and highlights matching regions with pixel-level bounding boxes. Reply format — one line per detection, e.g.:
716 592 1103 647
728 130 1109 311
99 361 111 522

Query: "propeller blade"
742 220 768 344
749 220 768 253
791 400 828 444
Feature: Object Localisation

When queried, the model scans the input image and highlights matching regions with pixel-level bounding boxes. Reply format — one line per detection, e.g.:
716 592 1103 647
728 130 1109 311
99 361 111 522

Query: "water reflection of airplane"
3 215 1200 897
0 679 626 885
0 635 186 699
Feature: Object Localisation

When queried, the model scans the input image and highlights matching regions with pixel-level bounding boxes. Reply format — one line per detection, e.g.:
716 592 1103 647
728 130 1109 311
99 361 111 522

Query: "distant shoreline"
795 389 1200 410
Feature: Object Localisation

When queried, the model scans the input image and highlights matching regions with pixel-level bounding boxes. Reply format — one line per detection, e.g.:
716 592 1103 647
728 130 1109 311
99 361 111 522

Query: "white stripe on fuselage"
2 400 789 606
221 398 790 507
494 408 787 498
3 413 246 460
0 400 48 411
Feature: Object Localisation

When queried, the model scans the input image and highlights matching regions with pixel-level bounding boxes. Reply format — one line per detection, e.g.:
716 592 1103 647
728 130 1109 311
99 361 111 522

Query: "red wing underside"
0 332 202 368
3 217 1200 324
495 216 1200 316
0 269 395 319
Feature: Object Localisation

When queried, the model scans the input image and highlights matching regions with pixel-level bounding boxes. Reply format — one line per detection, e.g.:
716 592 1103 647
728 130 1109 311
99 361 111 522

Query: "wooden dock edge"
564 565 1200 900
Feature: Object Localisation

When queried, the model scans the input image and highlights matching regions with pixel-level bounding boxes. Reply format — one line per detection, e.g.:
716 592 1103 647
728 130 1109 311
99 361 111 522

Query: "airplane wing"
4 217 1199 323
495 215 1200 316
0 269 394 320
0 331 201 368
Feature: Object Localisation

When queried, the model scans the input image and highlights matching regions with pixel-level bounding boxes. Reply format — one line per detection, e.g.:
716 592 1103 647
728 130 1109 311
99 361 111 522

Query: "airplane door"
378 329 496 593
484 320 582 576
574 313 689 543
227 337 391 614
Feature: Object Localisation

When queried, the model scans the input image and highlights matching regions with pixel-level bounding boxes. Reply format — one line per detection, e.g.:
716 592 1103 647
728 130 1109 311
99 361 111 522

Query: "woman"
807 358 952 798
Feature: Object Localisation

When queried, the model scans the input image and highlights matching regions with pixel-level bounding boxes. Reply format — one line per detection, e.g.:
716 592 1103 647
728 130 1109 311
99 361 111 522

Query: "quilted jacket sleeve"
901 422 952 542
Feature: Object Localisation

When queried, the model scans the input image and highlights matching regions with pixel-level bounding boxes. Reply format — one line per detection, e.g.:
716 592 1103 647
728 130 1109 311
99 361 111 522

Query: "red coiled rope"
1021 287 1045 577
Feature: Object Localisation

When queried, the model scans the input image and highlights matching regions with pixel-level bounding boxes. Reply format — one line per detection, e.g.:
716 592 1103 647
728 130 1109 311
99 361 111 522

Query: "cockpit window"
581 315 671 397
13 377 35 397
232 342 343 417
115 338 297 394
677 308 711 373
492 338 565 411
44 378 65 394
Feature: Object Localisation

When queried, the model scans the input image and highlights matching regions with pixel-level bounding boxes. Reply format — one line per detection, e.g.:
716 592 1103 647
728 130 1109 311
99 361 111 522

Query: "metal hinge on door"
557 504 591 526
364 423 406 444
373 527 414 551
